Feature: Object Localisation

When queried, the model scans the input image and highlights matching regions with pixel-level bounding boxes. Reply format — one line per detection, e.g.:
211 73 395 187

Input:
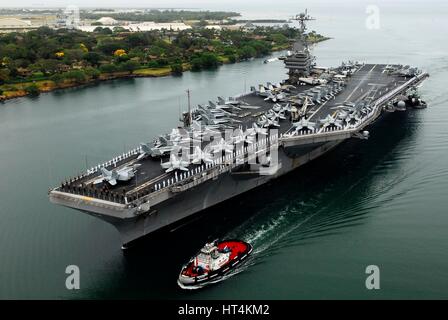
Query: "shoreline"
0 39 330 102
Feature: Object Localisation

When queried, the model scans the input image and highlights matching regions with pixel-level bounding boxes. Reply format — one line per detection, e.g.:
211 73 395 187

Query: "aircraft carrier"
48 11 429 248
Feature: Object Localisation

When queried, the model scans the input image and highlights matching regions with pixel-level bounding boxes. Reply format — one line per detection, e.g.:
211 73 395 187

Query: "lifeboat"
178 239 253 289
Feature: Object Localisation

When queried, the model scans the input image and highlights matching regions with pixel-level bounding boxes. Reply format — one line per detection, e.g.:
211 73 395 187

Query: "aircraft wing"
137 153 147 160
239 105 260 109
161 162 171 169
180 161 190 167
93 178 104 185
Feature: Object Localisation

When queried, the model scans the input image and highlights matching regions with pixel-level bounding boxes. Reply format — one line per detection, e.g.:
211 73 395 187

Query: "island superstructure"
49 11 429 248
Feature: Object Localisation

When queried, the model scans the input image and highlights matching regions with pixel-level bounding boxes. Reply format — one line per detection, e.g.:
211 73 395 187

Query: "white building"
96 17 118 25
205 25 222 31
77 21 191 33
126 22 191 32
77 25 106 32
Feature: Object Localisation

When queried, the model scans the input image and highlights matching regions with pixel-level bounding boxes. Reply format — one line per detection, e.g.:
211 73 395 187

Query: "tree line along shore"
0 25 329 101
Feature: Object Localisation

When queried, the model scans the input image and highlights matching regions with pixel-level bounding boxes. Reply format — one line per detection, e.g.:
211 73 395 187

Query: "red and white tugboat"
178 239 253 289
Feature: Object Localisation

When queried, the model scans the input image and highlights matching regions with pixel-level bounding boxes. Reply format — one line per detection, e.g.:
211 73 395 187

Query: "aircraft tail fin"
159 136 169 146
100 167 111 177
140 143 151 153
151 148 164 157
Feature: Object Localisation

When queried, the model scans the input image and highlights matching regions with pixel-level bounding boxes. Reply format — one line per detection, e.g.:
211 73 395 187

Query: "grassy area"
133 67 172 77
0 68 176 99
271 44 291 51
0 80 54 98
218 55 230 64
307 33 331 44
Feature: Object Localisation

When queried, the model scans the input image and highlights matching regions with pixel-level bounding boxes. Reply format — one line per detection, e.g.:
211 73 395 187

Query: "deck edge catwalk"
48 10 429 248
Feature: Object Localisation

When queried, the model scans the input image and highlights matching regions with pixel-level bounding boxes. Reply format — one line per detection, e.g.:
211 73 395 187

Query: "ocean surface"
1 1 447 299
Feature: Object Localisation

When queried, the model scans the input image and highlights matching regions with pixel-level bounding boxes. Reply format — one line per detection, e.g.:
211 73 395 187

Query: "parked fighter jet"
231 128 255 145
167 128 198 145
191 146 214 164
342 112 362 127
208 101 235 113
388 65 420 78
238 104 262 110
93 164 140 186
211 138 234 154
258 115 280 128
198 104 228 118
285 83 298 89
266 108 286 121
290 118 316 135
217 96 242 106
319 114 343 130
190 120 220 139
251 84 271 97
298 77 327 85
194 104 235 125
150 135 182 158
246 122 268 136
161 154 190 173
398 67 420 77
266 82 276 91
197 112 231 125
273 103 292 115
264 91 288 103
137 143 152 160
331 101 370 116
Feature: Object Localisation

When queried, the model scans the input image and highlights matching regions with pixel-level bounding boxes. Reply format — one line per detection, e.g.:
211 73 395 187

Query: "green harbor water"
1 1 448 299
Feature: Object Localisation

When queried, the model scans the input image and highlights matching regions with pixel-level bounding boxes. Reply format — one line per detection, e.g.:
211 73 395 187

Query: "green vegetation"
80 10 240 22
0 25 328 98
170 63 183 75
191 52 220 71
24 83 40 96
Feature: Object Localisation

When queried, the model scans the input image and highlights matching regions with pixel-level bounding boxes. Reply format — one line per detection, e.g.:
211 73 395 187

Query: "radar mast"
284 9 316 84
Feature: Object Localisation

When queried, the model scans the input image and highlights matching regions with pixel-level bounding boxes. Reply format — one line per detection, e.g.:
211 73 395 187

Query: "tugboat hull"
178 240 253 289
